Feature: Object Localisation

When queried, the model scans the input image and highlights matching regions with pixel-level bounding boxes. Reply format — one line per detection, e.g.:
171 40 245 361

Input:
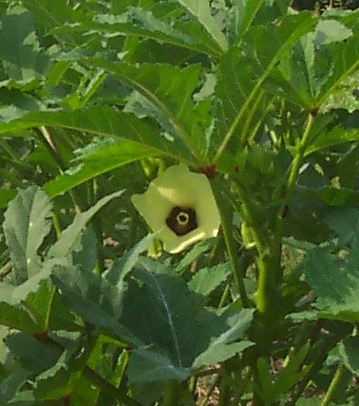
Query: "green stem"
321 364 345 406
83 366 141 406
163 380 182 406
286 112 316 197
214 181 250 308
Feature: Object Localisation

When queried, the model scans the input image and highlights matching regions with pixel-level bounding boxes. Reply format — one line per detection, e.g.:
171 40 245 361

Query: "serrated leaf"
43 140 158 197
86 60 210 162
188 263 231 297
0 107 193 164
48 190 124 258
0 6 50 85
303 241 359 322
340 337 359 376
3 187 52 284
228 0 265 41
176 0 228 52
272 343 311 395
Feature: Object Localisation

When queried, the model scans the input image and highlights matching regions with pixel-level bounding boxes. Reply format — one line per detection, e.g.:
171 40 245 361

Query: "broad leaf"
127 347 191 384
122 258 254 375
3 187 52 284
212 12 315 161
86 60 210 163
52 265 141 346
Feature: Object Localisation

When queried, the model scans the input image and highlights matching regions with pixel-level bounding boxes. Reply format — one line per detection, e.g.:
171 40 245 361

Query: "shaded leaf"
0 369 30 405
48 190 124 258
52 265 141 346
188 262 231 297
0 6 50 85
303 240 359 322
340 336 359 376
0 107 193 163
193 341 253 369
5 332 57 375
122 258 254 374
3 187 52 284
127 347 191 384
212 12 315 160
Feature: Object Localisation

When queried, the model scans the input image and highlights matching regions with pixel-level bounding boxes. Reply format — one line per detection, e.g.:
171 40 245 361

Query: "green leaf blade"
3 187 52 284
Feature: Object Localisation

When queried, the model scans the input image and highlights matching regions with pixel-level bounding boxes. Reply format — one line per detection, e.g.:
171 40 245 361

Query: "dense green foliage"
1 0 359 405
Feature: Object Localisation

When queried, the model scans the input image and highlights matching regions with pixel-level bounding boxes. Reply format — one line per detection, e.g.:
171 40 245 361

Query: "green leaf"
3 186 52 284
0 107 193 164
44 140 156 197
193 308 254 368
0 6 50 85
315 19 352 46
340 337 359 376
122 258 253 373
213 12 315 161
0 302 37 332
303 240 359 322
305 126 359 157
228 0 265 41
52 265 141 345
0 188 17 208
34 339 82 401
105 233 156 285
86 60 210 163
5 332 57 375
187 263 231 297
127 347 191 384
20 0 87 48
48 190 124 258
272 343 311 396
193 341 253 369
0 368 30 405
0 258 69 307
176 0 228 52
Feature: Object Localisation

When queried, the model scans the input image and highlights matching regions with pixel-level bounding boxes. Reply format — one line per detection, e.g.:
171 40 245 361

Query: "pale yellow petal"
131 164 221 253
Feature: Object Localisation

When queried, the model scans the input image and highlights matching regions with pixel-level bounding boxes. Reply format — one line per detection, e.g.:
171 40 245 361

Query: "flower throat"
166 206 197 236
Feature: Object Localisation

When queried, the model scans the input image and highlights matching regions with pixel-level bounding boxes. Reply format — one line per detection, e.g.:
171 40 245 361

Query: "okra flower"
131 164 220 253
